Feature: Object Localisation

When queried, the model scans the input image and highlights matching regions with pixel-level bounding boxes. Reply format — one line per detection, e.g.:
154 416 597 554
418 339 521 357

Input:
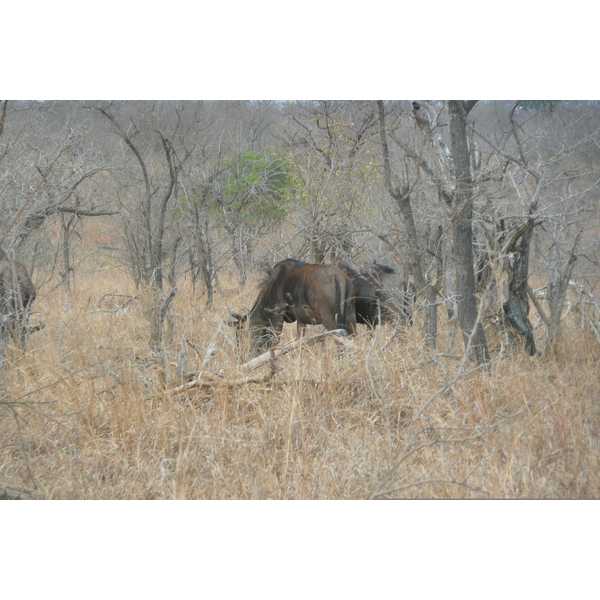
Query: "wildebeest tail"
335 276 347 332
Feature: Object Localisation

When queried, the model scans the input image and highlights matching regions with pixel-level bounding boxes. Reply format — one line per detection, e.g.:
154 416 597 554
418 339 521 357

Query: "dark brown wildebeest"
229 258 356 356
0 249 44 351
338 262 416 328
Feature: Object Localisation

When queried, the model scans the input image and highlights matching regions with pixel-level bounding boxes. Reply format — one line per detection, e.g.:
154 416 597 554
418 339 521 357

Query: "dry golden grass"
1 259 599 499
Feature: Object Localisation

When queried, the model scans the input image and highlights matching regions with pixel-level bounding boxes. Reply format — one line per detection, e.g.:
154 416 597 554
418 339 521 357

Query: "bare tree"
0 102 114 252
217 151 293 285
472 101 600 353
87 101 193 350
377 100 440 345
280 101 379 262
184 182 220 307
447 100 490 364
377 100 490 359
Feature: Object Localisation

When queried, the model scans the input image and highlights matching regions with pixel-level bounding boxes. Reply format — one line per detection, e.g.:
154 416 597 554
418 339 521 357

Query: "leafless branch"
58 206 119 217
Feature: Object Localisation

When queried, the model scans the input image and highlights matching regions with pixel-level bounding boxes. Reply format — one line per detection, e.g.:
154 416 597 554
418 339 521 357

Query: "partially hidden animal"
229 258 356 356
0 248 44 348
338 262 416 328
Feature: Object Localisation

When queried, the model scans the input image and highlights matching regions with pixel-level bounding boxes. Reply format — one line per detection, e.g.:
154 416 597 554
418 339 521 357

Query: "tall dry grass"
1 259 599 499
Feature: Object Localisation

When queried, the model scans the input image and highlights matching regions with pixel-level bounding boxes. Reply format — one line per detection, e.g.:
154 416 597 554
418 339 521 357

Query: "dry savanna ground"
1 257 599 500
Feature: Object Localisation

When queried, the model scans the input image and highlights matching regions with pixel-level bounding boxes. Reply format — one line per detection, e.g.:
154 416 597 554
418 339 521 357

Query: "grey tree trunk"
448 101 490 365
546 240 579 352
503 220 537 355
377 101 438 345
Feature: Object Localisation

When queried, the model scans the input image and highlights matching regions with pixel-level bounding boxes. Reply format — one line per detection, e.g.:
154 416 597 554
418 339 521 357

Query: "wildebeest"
229 258 356 356
0 249 44 349
338 262 416 327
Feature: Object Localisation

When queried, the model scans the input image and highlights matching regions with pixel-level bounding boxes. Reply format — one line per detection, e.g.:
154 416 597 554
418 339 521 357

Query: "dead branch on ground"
238 329 351 373
168 329 353 395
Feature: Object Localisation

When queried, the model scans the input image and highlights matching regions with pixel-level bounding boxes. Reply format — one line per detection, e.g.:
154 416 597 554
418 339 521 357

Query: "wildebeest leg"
293 305 322 339
345 308 357 336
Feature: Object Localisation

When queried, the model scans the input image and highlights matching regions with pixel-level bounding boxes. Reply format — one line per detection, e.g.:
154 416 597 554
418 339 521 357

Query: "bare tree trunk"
377 101 438 346
226 222 247 288
395 197 435 341
236 224 247 287
546 237 579 351
196 218 216 308
61 213 73 293
188 186 217 308
448 101 490 365
424 224 444 347
503 219 537 355
92 105 184 353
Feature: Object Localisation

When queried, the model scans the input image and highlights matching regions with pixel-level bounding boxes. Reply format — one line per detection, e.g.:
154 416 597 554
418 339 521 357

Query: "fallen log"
169 371 224 395
238 329 351 373
168 329 352 395
169 369 277 395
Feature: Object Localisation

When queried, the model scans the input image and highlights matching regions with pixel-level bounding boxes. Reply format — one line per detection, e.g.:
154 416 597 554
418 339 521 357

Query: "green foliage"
214 150 294 227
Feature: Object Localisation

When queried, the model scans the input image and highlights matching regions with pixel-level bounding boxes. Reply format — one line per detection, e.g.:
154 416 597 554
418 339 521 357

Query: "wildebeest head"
228 305 280 357
338 262 415 327
338 264 381 327
0 249 44 348
228 258 356 357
